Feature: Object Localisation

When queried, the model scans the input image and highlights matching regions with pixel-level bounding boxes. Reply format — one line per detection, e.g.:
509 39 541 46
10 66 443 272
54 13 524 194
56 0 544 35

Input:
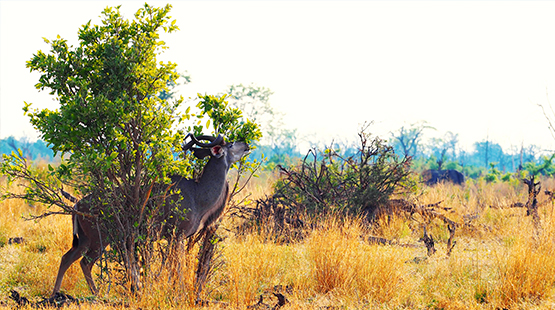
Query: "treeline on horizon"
5 68 551 181
385 122 552 179
2 127 552 181
0 136 53 161
249 120 553 180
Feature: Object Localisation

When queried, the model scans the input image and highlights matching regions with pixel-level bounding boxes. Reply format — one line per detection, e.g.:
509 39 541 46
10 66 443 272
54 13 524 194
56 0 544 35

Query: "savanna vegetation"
2 160 555 309
2 3 555 310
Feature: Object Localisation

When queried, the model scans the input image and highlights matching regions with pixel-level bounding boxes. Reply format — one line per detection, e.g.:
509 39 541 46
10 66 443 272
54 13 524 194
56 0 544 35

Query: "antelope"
52 134 250 296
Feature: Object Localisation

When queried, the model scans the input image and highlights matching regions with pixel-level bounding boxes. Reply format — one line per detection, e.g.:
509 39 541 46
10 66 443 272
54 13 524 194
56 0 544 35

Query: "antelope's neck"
196 157 229 206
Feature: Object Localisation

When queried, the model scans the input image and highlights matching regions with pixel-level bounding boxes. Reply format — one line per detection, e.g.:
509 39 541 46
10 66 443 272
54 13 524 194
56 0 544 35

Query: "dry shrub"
305 218 411 305
267 125 414 220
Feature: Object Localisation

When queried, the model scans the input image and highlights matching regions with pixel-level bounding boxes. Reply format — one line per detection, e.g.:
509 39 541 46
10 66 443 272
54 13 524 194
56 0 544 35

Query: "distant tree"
0 136 54 160
473 140 504 169
390 121 433 158
474 140 489 168
444 131 459 160
221 83 274 125
5 136 32 159
523 154 555 176
221 83 300 162
522 144 541 164
485 162 502 183
428 131 459 169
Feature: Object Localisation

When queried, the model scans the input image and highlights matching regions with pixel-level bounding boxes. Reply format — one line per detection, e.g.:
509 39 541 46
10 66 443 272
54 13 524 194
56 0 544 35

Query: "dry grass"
0 185 89 298
3 173 555 309
303 220 412 307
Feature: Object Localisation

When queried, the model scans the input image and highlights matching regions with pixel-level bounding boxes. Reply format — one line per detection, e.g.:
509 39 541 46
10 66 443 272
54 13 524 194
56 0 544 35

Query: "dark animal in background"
422 169 465 186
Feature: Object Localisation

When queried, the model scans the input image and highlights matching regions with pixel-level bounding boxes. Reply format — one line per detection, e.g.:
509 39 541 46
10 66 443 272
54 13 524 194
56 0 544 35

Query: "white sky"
2 1 555 153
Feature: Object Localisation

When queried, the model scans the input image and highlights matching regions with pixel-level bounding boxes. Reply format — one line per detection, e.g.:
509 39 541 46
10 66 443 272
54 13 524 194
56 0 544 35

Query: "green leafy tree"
1 4 260 295
523 154 555 177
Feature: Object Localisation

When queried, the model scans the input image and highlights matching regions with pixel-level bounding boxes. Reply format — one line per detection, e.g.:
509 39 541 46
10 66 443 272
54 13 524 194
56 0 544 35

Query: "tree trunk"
524 175 542 233
125 238 142 294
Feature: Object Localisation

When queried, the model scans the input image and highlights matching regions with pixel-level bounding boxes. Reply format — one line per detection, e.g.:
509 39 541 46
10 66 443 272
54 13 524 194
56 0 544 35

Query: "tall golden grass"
2 172 555 309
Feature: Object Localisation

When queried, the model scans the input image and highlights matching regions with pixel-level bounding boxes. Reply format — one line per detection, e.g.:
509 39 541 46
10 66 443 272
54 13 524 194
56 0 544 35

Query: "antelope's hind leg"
52 234 90 297
79 238 103 296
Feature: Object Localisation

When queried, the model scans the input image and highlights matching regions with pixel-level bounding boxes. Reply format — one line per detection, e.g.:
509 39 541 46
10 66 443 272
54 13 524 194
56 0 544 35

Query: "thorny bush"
236 125 416 241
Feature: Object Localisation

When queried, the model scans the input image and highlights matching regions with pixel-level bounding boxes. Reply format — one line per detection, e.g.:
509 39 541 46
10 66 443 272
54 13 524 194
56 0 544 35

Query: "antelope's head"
183 134 250 167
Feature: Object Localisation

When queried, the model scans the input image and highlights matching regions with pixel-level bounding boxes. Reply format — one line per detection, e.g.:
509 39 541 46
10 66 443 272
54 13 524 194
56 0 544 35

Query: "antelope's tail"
72 209 80 248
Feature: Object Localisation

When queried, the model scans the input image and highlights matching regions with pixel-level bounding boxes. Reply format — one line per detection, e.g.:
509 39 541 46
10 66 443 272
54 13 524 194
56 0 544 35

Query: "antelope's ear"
192 148 212 159
211 145 224 158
